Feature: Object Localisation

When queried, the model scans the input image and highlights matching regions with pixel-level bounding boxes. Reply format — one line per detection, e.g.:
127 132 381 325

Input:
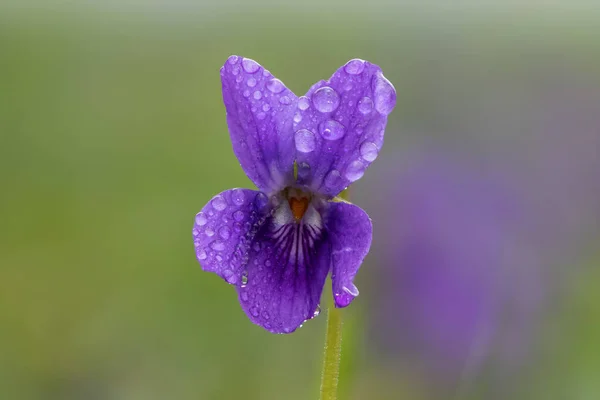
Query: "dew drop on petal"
358 96 373 115
253 242 261 252
264 259 272 267
211 195 227 211
324 169 342 188
297 162 311 179
227 55 239 65
251 307 259 317
279 96 291 105
241 291 249 301
242 58 260 73
294 129 316 153
253 91 262 100
262 104 270 112
372 73 396 115
360 141 379 162
195 212 207 226
233 210 245 221
344 59 366 75
293 112 302 123
298 96 310 111
312 86 340 113
262 311 270 320
254 192 269 209
257 112 266 120
247 77 256 87
231 188 245 205
219 226 231 240
211 240 226 251
205 227 215 237
318 120 346 140
241 271 249 287
197 249 207 260
243 90 250 98
266 78 285 93
345 160 366 182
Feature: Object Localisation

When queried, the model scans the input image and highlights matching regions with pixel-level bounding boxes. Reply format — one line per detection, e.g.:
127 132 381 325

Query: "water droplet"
197 249 207 260
297 162 311 179
294 129 316 153
279 96 291 105
195 212 207 226
257 112 266 120
241 272 248 286
344 58 365 75
251 307 259 317
211 240 226 251
235 74 243 83
205 227 215 237
264 259 272 267
231 188 245 206
253 242 261 252
219 226 231 240
298 96 310 111
241 291 249 301
360 141 379 162
246 77 256 87
233 222 242 233
358 96 373 114
262 311 270 320
263 69 270 77
324 170 342 188
266 78 285 93
242 58 260 73
318 120 346 140
216 255 223 262
253 91 262 100
262 104 270 112
233 210 245 222
254 192 269 210
372 73 396 115
345 160 366 182
313 305 321 317
312 86 340 113
342 283 359 297
293 112 302 123
211 195 227 211
243 90 250 98
228 55 239 65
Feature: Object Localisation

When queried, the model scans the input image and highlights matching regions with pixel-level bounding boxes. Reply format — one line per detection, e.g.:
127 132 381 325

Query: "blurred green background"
1 2 599 399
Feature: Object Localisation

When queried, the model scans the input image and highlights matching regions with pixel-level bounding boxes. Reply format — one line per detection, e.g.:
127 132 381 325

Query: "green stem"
319 303 343 400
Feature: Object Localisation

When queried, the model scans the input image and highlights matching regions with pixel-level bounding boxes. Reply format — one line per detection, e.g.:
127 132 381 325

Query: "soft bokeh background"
1 2 599 399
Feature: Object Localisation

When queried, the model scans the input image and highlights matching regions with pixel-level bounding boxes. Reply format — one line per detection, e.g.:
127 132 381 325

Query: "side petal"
293 59 396 197
221 55 299 194
325 201 373 308
238 202 330 333
193 188 272 284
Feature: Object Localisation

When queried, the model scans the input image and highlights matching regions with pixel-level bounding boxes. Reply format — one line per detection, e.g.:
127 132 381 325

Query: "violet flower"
193 56 396 333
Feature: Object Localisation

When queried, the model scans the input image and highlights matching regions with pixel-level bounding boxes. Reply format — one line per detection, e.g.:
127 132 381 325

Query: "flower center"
286 188 312 222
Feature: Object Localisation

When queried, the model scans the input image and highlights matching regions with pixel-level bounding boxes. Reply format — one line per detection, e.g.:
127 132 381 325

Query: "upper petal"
221 56 299 194
237 200 331 333
193 188 272 284
324 201 373 308
293 59 396 197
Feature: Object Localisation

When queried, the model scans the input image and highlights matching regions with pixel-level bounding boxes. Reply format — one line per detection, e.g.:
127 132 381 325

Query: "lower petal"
238 204 330 333
325 201 373 308
193 188 272 284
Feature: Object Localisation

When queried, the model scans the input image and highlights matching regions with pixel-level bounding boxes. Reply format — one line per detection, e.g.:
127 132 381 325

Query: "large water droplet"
231 188 245 205
195 212 207 226
253 90 262 100
342 283 359 297
242 58 260 73
233 210 245 222
219 226 231 240
312 86 340 113
248 77 257 87
298 96 310 111
360 141 379 162
211 240 226 251
254 192 269 210
197 249 207 260
227 55 239 65
294 129 316 153
324 169 342 188
205 227 215 237
372 73 396 115
318 120 346 140
344 59 366 75
345 160 366 182
266 78 285 93
358 96 373 114
211 195 227 211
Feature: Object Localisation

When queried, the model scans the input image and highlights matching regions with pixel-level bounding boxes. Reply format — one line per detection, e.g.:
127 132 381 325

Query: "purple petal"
325 201 372 308
293 59 396 197
193 188 272 284
221 55 298 194
237 199 330 333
